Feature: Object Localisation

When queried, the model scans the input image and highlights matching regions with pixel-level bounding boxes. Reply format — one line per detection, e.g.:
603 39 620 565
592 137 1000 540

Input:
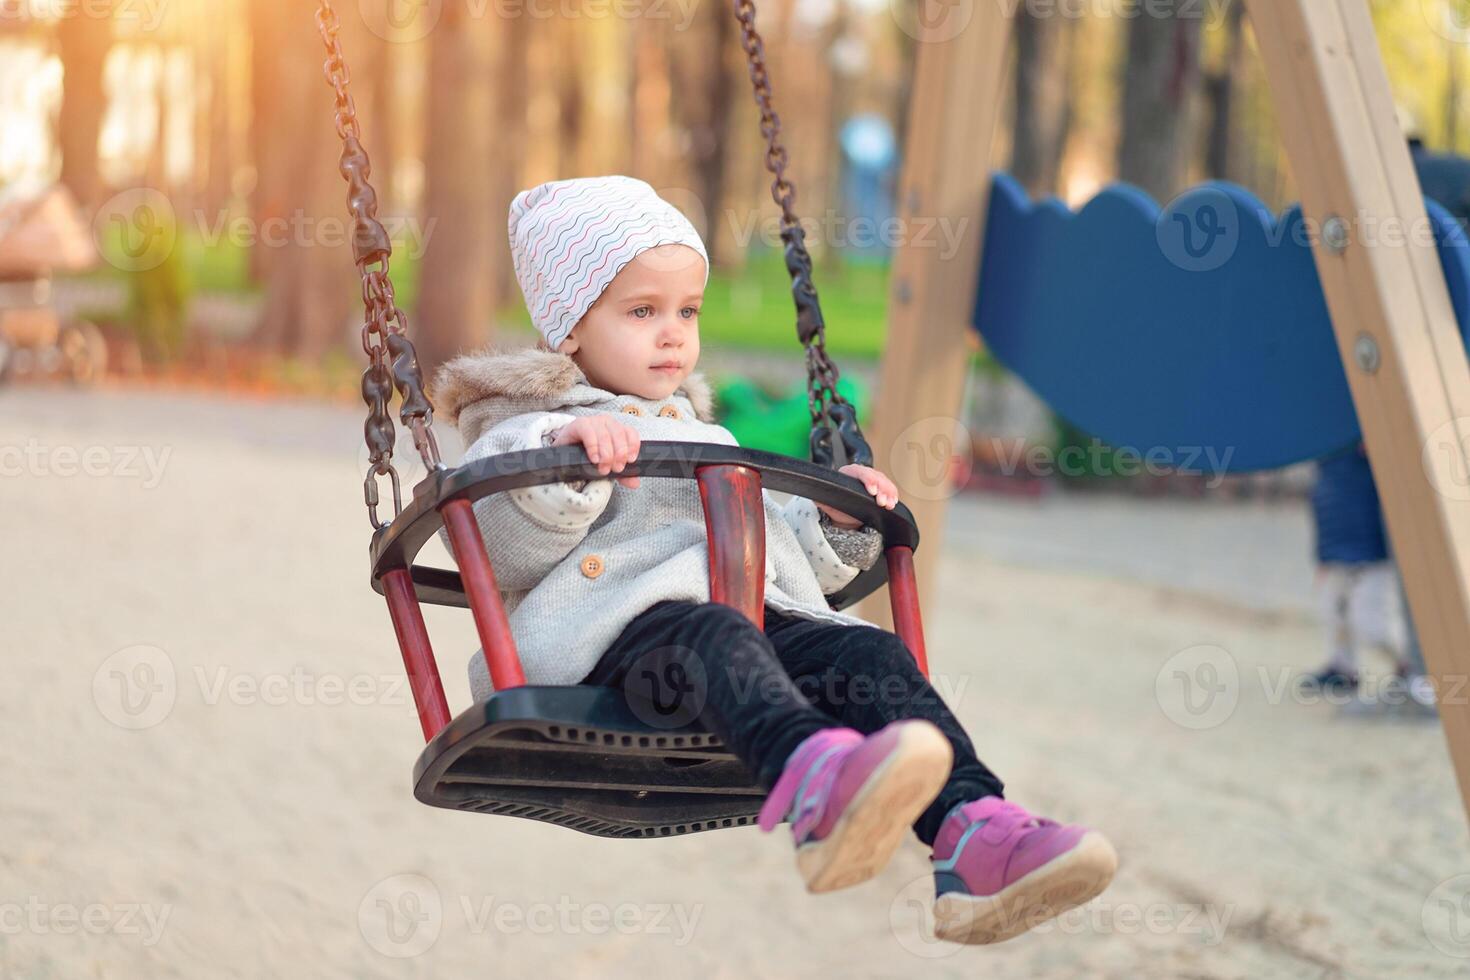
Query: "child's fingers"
612 423 639 487
589 426 613 472
599 428 617 474
617 423 641 470
860 474 898 509
836 463 900 508
607 423 629 471
879 477 898 508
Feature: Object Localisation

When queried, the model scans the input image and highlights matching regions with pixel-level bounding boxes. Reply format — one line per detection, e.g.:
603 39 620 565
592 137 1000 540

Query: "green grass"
86 224 898 358
181 229 256 295
464 249 894 358
701 251 892 358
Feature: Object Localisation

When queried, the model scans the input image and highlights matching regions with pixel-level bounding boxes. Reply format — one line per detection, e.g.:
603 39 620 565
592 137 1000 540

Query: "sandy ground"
4 384 1470 979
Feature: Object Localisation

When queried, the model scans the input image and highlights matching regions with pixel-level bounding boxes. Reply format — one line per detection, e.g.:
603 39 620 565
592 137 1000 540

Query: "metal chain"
316 0 441 528
315 0 868 509
731 0 871 468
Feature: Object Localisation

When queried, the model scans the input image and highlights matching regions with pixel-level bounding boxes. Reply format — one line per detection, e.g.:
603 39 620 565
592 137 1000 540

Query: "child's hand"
816 464 898 528
550 415 642 488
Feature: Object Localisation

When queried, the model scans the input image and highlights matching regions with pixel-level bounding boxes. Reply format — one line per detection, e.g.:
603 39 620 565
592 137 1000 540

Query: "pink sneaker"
930 797 1118 944
757 721 952 893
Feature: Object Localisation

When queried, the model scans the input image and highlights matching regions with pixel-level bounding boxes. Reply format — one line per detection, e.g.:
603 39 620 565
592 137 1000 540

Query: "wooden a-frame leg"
1246 0 1470 824
858 2 1016 633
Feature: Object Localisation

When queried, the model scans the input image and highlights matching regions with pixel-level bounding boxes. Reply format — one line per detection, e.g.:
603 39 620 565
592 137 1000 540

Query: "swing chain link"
731 0 872 469
317 0 441 528
317 0 871 521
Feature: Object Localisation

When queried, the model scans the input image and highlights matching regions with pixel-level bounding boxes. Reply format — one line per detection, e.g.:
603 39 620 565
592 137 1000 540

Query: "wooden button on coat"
657 404 682 419
580 554 605 578
621 404 646 417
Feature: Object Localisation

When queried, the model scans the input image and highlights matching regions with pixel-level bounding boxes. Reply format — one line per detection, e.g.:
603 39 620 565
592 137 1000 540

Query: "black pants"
580 599 1004 845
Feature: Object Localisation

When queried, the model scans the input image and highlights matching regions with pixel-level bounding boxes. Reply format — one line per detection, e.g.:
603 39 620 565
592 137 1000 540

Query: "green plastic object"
713 372 869 461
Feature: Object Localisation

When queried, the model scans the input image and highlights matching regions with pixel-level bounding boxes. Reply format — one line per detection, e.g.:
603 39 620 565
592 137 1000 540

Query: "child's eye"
680 306 700 319
630 305 653 319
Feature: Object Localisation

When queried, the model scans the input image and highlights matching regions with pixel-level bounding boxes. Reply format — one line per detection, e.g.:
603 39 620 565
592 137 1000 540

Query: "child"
430 175 1117 945
1303 441 1433 710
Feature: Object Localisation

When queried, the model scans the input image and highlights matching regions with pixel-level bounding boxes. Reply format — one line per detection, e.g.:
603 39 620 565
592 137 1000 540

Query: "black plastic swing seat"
382 442 922 837
412 684 767 838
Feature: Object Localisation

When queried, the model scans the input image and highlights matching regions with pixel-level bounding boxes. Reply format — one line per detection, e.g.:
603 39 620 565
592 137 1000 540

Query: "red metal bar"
440 498 528 690
696 464 766 629
885 546 930 677
382 567 452 741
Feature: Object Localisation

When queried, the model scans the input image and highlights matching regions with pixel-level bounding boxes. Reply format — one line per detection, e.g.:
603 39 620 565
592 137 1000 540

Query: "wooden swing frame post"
880 0 1470 825
856 1 1015 633
1243 0 1470 823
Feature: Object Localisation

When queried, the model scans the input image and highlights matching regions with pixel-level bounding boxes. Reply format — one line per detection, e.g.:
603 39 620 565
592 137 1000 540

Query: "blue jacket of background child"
1310 443 1389 564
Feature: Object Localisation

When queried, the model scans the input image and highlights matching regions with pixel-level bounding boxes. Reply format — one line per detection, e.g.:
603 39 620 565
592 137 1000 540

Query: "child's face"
557 244 704 400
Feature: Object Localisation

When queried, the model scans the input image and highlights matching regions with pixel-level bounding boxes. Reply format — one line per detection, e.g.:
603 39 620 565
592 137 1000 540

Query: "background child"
1304 443 1407 685
430 174 1117 945
1304 441 1435 713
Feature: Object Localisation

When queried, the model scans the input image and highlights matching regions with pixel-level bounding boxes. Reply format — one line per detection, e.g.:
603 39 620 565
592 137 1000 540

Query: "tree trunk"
363 26 396 212
558 11 584 180
201 3 236 218
55 3 113 210
1117 8 1204 201
1203 0 1246 180
497 13 530 305
1449 32 1462 152
820 14 850 274
248 0 283 285
1010 6 1073 195
577 19 629 177
644 7 735 259
414 4 500 373
253 5 358 359
688 2 733 265
631 14 672 190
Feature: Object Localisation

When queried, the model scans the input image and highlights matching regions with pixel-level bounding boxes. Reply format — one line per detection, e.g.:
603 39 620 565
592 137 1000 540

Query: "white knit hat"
508 175 710 350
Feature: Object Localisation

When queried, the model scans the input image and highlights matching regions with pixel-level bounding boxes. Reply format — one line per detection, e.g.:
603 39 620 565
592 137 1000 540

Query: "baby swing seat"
374 441 926 838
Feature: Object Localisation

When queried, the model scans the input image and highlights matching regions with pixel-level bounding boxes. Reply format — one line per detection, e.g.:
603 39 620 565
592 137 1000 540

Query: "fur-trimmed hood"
430 345 718 444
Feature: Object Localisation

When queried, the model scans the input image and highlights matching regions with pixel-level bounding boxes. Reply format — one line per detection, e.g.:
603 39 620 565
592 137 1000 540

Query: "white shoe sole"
933 830 1119 945
794 721 953 894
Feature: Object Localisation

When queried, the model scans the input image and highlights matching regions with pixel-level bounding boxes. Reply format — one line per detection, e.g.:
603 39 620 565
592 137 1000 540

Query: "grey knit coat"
431 346 886 700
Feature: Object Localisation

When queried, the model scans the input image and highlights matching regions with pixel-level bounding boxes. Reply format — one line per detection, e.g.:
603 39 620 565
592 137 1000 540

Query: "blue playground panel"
973 171 1470 473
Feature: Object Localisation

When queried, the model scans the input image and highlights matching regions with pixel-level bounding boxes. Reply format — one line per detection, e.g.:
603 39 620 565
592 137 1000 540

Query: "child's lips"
651 364 682 374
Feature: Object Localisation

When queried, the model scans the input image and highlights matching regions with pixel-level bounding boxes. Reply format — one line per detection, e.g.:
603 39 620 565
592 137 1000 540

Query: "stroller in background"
0 184 106 384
